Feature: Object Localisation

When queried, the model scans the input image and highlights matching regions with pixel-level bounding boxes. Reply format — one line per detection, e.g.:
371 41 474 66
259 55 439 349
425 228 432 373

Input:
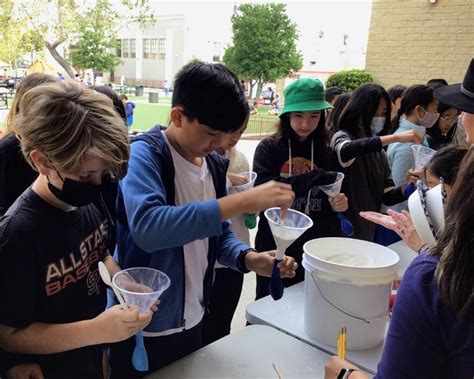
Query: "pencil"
342 327 346 360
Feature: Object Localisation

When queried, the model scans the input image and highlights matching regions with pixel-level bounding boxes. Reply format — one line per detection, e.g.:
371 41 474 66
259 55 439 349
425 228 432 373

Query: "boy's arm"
121 141 224 252
0 306 151 355
215 220 251 271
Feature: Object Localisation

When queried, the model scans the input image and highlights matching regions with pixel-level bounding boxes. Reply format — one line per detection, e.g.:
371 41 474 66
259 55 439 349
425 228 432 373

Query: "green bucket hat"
280 78 333 117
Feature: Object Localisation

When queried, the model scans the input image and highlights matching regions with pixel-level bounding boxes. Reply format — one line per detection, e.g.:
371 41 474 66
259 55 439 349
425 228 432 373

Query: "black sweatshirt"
0 134 38 216
331 130 406 241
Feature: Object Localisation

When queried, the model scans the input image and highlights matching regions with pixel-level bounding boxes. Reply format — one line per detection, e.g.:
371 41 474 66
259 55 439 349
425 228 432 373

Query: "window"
122 39 129 58
116 39 122 57
130 39 136 58
150 39 158 59
157 38 166 60
143 39 151 59
143 38 166 60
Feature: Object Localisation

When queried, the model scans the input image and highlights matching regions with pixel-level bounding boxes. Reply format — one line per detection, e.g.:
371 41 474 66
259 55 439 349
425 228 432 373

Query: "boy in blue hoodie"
110 62 297 377
120 94 135 127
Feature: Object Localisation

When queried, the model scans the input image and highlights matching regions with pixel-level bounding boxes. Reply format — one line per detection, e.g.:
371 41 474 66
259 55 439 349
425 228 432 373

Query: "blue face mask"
370 116 385 135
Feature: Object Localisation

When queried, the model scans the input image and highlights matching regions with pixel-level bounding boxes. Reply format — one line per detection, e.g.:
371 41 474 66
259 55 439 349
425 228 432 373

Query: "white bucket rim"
303 237 400 270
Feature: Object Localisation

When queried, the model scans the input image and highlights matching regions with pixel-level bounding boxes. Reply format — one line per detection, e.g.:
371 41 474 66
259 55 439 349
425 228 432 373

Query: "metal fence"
244 115 277 139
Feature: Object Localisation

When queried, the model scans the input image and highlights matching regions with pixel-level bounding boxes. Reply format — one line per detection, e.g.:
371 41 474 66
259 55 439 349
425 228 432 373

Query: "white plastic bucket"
302 238 399 350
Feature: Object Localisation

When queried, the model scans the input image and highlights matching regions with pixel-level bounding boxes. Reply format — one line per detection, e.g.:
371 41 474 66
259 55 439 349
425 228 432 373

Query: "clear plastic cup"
113 267 171 314
411 145 436 170
232 171 257 193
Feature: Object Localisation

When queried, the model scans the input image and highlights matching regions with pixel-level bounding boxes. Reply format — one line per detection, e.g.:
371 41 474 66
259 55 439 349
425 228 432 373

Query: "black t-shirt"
0 134 38 216
0 188 111 378
253 136 342 276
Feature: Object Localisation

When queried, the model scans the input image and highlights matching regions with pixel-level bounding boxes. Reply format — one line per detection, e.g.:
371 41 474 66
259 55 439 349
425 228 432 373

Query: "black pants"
202 267 244 346
109 322 202 379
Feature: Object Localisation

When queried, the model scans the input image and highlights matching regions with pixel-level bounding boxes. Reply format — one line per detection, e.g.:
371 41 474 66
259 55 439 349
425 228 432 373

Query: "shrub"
325 69 374 93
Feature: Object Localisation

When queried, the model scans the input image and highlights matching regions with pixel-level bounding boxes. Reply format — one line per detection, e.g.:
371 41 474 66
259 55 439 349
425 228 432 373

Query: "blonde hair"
6 73 57 134
14 81 130 179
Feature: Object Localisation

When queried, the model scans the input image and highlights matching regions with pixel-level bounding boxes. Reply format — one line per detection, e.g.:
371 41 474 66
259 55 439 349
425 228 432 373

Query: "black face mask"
48 172 102 207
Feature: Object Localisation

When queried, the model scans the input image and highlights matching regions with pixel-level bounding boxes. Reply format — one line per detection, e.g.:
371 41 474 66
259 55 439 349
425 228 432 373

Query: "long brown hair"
434 146 474 319
6 73 57 134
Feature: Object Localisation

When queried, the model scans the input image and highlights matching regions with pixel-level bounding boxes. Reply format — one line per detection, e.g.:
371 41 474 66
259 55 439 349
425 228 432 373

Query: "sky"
147 0 373 72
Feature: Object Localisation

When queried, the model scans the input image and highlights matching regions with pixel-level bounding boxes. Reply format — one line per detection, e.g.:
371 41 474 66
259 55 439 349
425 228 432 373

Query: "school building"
365 0 474 87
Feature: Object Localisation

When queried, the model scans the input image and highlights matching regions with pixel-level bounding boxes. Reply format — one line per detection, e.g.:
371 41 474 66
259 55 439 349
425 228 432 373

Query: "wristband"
237 248 257 273
417 243 429 254
337 368 358 379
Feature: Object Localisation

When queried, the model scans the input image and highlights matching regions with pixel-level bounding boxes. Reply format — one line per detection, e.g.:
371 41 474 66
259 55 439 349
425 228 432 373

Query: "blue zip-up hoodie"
115 126 250 333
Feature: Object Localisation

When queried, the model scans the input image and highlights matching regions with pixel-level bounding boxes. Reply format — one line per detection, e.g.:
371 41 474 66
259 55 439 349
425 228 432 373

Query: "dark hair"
337 83 392 138
325 86 343 103
426 78 448 89
426 102 459 149
434 146 474 319
425 145 468 185
327 93 350 138
90 85 127 124
387 85 407 104
275 110 329 156
172 62 249 133
392 84 435 130
119 94 128 101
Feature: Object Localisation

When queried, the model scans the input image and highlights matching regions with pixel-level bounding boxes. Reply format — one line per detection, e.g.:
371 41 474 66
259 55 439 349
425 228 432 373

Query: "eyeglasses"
439 115 459 123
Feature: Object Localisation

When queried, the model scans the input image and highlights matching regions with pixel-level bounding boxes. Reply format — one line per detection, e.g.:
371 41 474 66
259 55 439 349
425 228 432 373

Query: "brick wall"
365 0 474 88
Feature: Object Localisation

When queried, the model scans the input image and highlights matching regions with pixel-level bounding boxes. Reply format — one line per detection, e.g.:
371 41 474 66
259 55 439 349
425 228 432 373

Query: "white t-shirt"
147 132 216 336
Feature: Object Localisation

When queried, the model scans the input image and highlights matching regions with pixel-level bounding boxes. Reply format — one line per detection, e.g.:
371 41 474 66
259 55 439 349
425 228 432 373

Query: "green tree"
0 1 41 72
224 3 302 98
69 0 122 81
4 0 154 78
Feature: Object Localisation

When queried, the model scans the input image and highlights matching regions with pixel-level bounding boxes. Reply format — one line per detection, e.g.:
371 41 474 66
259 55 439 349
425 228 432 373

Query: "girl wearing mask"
387 84 439 211
331 83 422 241
253 78 348 300
426 102 460 150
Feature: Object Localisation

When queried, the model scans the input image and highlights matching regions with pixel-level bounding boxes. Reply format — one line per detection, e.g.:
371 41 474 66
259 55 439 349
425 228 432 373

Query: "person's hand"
245 251 297 278
359 209 425 251
242 181 294 215
6 363 44 379
328 193 348 212
92 305 153 344
324 357 365 379
228 173 249 186
401 169 421 192
395 130 424 144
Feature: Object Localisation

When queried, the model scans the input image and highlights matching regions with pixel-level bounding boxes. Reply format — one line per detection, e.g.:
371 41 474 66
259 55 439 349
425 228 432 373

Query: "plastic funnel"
319 172 344 197
314 172 353 236
411 145 436 170
232 171 257 193
264 207 313 259
113 267 171 314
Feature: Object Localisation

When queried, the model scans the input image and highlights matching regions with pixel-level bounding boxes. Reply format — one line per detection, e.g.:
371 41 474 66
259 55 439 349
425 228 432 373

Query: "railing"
244 115 277 139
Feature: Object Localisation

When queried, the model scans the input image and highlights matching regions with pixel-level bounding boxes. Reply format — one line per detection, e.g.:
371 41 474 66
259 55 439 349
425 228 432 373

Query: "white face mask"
370 116 385 135
420 108 440 129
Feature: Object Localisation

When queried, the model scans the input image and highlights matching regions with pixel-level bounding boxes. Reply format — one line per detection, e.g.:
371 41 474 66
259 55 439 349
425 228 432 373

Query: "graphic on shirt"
280 157 323 213
45 219 109 296
280 157 317 178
